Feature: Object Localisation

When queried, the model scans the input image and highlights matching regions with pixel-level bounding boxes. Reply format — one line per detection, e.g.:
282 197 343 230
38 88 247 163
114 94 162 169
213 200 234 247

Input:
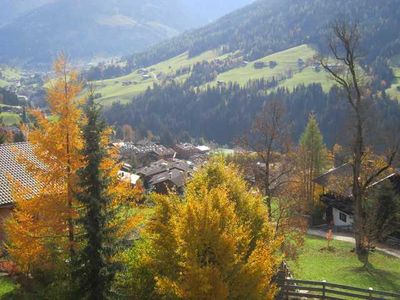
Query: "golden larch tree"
6 55 84 274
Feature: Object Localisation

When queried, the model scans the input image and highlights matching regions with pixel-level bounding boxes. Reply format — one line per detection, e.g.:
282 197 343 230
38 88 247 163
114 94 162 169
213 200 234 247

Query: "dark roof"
174 143 197 151
149 169 186 188
313 163 353 187
0 142 38 206
136 160 170 177
369 173 400 193
136 159 192 178
120 142 175 157
321 172 400 216
321 193 353 215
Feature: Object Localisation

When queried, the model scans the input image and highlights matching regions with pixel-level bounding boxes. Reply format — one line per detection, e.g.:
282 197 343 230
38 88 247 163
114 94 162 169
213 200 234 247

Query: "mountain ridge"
0 0 253 66
126 0 400 70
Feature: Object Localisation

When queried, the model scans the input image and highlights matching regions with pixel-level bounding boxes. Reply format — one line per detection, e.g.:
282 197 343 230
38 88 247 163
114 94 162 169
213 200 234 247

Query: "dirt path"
307 228 400 259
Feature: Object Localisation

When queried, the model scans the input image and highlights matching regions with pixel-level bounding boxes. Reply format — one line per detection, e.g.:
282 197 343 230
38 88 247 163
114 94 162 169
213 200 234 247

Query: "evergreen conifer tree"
76 96 118 299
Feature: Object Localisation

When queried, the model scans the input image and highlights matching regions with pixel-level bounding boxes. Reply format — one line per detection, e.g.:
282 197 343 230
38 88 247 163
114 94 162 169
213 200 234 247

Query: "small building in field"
253 61 265 69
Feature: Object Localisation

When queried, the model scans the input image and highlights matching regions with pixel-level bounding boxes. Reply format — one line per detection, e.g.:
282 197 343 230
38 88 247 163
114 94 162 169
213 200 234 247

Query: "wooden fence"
277 278 400 300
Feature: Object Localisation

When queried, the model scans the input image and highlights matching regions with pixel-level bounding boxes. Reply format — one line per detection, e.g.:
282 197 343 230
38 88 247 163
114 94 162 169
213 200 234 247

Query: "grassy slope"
1 67 20 80
0 112 21 125
93 50 220 105
213 44 332 92
93 45 335 106
0 66 21 88
290 236 400 292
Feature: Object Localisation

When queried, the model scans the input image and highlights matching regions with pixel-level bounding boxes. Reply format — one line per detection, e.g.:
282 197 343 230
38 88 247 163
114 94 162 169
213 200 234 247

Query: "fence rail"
278 278 400 300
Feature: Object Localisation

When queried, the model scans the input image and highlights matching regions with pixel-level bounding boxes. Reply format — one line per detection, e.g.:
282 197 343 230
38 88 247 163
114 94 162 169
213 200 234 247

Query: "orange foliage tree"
6 55 84 275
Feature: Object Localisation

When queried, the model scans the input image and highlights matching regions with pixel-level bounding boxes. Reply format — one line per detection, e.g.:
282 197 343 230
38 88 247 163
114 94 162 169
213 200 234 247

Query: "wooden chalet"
314 163 400 230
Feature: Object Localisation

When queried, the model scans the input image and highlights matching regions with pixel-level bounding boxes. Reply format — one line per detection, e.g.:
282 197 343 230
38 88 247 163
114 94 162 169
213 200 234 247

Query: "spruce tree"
76 96 118 299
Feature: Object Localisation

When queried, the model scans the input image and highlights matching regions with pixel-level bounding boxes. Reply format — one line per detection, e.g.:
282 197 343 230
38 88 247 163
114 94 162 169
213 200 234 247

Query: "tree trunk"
265 166 271 218
353 117 368 259
66 130 75 260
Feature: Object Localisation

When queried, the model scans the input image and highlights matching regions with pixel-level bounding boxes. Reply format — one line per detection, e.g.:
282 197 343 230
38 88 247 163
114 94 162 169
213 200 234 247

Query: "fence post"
285 277 290 300
368 287 373 299
322 280 327 300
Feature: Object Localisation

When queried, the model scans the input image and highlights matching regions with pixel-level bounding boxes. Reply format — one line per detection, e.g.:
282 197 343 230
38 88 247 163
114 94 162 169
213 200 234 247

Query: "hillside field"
92 50 220 105
0 112 21 125
0 66 21 88
92 44 335 106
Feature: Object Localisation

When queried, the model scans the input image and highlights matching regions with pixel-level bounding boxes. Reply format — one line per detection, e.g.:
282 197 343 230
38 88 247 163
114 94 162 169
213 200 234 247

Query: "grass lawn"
0 277 17 298
0 112 21 126
290 236 400 293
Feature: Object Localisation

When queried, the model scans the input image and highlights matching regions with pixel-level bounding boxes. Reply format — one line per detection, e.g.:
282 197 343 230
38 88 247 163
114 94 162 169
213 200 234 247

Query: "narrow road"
307 228 400 259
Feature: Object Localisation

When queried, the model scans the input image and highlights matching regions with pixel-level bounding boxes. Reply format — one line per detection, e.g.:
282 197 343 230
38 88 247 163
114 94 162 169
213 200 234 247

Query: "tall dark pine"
76 97 118 299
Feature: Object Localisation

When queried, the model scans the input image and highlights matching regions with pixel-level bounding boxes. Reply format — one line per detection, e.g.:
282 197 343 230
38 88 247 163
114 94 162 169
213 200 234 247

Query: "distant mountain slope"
181 0 253 25
0 0 54 26
88 0 400 104
0 0 254 65
128 0 400 69
0 0 190 65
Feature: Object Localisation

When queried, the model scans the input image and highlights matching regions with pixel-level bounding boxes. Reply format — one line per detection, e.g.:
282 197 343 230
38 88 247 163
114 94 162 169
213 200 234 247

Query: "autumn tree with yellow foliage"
148 159 281 300
6 55 84 280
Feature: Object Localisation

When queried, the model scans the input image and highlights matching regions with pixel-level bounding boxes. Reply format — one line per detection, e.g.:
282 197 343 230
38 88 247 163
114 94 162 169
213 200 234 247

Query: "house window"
339 212 347 223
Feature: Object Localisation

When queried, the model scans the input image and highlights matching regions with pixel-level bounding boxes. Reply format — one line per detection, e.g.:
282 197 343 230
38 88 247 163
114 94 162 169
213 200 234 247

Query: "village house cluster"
115 140 210 194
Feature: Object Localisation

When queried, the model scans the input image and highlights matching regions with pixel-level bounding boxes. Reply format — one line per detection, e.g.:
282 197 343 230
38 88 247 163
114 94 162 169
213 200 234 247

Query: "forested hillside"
104 82 400 146
126 0 400 69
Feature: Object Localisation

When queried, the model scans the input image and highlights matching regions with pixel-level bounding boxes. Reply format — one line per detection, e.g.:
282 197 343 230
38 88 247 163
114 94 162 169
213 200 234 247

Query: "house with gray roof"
0 142 39 240
314 163 400 230
136 159 193 193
